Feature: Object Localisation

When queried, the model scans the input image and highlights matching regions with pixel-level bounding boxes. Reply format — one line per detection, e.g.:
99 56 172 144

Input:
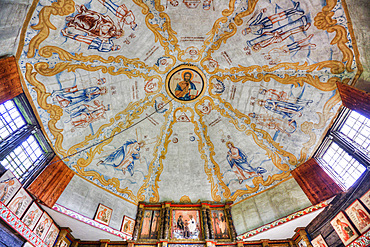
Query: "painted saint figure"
123 221 130 233
23 209 39 227
183 220 190 238
174 72 198 101
219 212 227 237
263 34 316 64
212 212 221 237
8 195 28 216
97 140 145 175
0 179 14 202
97 208 110 223
248 112 297 136
226 142 266 184
45 229 58 246
141 211 151 238
352 207 370 229
177 215 185 231
188 215 197 234
66 100 110 130
150 211 160 238
52 86 107 108
247 16 311 51
98 0 138 31
242 3 305 36
62 5 122 52
35 218 50 238
243 3 311 52
257 99 311 119
336 219 354 241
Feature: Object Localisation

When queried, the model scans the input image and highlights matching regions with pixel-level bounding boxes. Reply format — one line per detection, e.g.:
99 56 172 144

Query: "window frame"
0 94 54 185
314 107 369 190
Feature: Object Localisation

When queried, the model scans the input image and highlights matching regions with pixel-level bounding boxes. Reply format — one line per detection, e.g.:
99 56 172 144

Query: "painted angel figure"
226 142 266 184
97 140 145 175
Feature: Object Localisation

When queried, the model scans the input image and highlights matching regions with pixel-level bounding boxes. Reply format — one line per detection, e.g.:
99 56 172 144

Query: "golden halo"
181 70 194 80
165 64 207 103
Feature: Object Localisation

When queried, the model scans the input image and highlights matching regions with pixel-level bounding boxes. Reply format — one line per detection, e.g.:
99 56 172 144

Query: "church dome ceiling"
18 0 361 205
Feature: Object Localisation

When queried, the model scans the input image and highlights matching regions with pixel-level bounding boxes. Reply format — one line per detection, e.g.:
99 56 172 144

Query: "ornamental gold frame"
16 0 363 206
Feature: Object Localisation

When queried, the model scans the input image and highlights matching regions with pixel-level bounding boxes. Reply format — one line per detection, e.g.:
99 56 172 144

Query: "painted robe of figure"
226 142 266 183
67 100 110 129
141 211 151 238
0 179 14 202
188 215 197 234
23 209 39 227
52 86 107 108
353 207 370 229
8 195 27 216
175 72 198 101
212 213 221 237
98 140 144 175
219 213 227 237
242 3 305 36
336 219 354 241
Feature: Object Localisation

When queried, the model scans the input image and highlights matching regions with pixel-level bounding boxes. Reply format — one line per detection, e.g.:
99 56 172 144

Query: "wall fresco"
17 0 361 207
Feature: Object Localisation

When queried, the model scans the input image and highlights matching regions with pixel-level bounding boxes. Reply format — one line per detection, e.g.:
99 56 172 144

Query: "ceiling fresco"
18 0 361 204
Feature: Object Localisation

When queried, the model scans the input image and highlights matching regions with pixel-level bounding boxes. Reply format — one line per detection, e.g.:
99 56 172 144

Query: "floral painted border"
52 204 132 240
348 229 370 247
236 201 329 240
0 201 48 247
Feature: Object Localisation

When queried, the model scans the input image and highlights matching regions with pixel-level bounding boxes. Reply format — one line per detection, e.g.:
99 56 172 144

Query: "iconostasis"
134 202 235 242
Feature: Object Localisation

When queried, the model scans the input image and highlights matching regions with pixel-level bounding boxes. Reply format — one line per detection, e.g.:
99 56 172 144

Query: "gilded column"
99 239 109 247
70 240 79 247
261 239 269 247
133 204 144 240
160 204 166 239
225 203 236 241
55 228 71 247
163 202 171 239
201 203 210 239
295 228 313 247
206 207 214 239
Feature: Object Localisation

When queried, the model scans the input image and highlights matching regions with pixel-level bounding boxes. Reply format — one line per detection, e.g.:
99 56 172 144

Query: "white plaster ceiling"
17 0 361 206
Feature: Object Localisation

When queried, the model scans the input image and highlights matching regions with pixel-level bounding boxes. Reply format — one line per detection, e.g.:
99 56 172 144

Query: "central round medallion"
165 64 207 103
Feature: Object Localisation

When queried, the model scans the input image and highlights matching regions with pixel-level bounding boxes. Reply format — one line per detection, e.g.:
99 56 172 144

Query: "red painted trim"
0 201 48 247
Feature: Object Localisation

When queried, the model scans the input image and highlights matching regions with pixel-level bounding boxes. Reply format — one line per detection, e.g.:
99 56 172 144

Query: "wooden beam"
27 156 74 207
292 158 343 205
0 56 23 104
337 81 370 119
